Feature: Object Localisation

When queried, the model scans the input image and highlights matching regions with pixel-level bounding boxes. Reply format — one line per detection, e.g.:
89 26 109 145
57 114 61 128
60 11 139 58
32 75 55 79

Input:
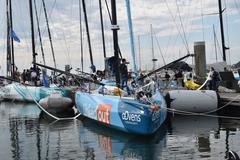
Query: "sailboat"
0 0 72 102
75 0 167 135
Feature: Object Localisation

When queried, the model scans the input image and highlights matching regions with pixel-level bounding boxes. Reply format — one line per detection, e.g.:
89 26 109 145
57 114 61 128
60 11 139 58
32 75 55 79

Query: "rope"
164 0 190 54
197 72 210 90
24 85 81 121
166 107 240 120
42 0 57 69
204 94 240 114
104 0 112 23
174 0 190 52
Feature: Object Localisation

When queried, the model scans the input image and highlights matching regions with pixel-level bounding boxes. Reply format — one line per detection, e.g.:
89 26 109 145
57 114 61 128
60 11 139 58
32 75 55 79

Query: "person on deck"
21 70 26 83
208 67 220 91
176 70 184 87
120 58 130 95
30 69 37 85
138 72 144 86
164 71 170 81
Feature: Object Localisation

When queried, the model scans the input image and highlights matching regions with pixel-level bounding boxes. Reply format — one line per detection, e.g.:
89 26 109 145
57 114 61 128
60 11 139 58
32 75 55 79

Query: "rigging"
42 0 57 69
33 0 46 65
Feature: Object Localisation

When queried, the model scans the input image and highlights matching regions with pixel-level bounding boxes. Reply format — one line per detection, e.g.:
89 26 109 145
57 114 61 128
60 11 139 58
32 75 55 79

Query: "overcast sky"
0 0 240 74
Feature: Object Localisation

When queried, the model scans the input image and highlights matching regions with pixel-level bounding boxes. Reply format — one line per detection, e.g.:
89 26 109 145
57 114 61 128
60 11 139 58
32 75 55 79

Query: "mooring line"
196 72 211 90
165 105 240 120
204 94 240 114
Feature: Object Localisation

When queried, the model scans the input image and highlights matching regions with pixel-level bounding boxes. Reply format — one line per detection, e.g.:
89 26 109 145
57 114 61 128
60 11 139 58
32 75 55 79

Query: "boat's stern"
75 91 167 135
118 91 167 135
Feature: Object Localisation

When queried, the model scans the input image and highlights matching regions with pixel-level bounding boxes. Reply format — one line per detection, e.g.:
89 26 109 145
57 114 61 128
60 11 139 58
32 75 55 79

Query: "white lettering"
122 111 141 123
152 110 161 121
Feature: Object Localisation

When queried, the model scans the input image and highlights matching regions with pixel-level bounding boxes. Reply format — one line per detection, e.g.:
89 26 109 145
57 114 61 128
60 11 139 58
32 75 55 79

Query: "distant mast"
218 0 228 62
150 24 157 70
138 35 142 71
213 25 218 62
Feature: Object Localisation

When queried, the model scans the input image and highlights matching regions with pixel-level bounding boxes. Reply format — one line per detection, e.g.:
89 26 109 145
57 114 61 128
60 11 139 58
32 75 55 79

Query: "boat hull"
75 91 167 135
0 83 72 102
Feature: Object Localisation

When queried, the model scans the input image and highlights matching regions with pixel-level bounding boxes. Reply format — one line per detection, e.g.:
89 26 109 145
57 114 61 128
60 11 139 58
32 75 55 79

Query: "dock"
219 92 240 106
219 92 240 117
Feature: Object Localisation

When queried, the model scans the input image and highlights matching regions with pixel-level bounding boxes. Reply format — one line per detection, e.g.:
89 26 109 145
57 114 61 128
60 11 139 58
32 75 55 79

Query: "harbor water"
0 101 240 160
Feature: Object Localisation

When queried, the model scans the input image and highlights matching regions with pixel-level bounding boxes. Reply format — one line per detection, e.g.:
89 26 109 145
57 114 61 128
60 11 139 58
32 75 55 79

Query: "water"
0 101 240 160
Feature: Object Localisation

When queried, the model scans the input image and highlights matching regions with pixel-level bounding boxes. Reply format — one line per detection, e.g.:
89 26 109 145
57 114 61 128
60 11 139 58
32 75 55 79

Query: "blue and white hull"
75 91 167 135
0 83 72 102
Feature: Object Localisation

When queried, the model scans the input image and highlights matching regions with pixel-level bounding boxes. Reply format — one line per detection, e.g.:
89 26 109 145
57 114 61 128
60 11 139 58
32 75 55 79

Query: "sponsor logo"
0 87 10 94
82 103 96 118
97 104 112 124
45 89 62 95
122 111 141 123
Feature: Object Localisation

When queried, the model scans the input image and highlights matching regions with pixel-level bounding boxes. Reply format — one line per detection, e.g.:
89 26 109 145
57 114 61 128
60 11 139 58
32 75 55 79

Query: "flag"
11 30 20 43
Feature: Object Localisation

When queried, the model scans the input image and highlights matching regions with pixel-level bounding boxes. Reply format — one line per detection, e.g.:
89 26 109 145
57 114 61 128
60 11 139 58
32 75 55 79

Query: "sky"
0 0 240 75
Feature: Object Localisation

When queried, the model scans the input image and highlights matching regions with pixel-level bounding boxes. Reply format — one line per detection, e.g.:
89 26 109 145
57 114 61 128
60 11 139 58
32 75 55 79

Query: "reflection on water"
166 116 219 159
0 101 240 159
78 118 167 160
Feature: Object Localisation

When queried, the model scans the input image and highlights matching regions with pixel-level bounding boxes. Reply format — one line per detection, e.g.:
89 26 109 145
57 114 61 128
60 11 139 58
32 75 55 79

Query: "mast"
79 0 84 72
42 0 57 68
218 0 227 62
125 0 138 79
9 0 15 77
111 0 120 87
99 0 106 58
29 0 36 71
82 0 94 71
6 0 12 77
